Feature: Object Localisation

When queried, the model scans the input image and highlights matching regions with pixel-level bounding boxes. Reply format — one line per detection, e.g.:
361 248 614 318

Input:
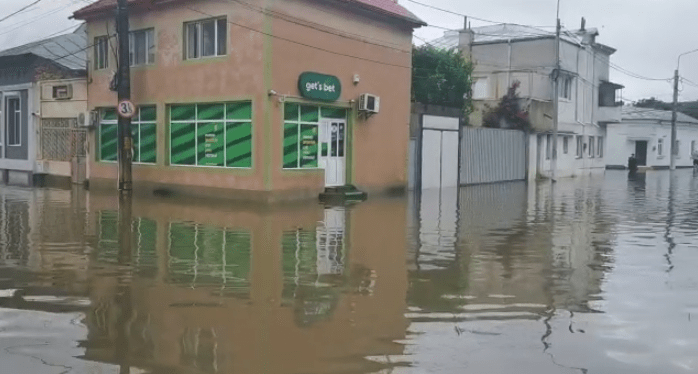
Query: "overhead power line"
404 0 555 29
0 0 44 24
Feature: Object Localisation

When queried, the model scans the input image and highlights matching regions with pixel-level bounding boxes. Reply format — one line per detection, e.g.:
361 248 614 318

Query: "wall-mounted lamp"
268 89 277 96
353 74 360 85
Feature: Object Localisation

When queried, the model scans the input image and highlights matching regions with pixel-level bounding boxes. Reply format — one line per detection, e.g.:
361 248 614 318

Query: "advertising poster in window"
197 123 224 166
300 124 318 168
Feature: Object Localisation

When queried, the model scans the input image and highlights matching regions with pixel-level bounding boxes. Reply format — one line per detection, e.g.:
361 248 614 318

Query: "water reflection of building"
82 193 409 374
408 179 617 318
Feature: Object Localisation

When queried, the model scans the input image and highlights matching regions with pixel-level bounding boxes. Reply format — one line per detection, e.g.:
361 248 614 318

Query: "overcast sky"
1 0 696 102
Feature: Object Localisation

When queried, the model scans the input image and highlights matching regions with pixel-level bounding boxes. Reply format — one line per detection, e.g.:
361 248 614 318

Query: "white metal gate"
460 127 526 185
421 115 459 189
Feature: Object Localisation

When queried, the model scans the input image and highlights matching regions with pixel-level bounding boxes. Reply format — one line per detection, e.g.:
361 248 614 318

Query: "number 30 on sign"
117 100 136 118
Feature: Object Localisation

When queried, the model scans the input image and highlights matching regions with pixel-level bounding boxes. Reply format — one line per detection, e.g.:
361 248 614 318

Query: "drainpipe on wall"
507 39 512 89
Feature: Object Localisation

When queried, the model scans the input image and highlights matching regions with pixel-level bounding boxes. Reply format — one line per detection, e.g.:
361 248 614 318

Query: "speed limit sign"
117 100 136 118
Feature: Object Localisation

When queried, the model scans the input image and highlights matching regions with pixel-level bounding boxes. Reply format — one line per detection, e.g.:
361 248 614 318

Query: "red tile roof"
73 0 425 26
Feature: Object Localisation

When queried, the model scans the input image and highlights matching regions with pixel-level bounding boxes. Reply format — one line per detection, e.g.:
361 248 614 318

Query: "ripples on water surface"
0 170 697 373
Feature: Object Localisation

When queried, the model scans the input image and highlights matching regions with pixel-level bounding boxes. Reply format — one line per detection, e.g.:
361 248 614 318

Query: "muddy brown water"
1 170 697 373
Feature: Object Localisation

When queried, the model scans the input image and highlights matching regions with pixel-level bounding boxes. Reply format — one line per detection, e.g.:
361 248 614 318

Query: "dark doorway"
635 141 648 166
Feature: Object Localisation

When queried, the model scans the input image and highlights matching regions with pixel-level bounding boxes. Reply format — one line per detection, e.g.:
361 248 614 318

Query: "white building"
430 21 623 179
606 106 698 169
0 26 87 187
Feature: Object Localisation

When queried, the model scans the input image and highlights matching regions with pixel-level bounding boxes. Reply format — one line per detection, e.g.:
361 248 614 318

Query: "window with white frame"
6 97 21 146
472 77 489 99
589 136 595 158
576 135 583 158
563 136 569 154
559 76 573 100
674 140 680 156
692 140 697 153
129 28 155 66
597 136 603 158
185 17 227 60
658 138 664 156
94 36 109 70
546 134 552 160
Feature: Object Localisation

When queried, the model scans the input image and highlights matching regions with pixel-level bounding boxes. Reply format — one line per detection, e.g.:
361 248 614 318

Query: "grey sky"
1 0 696 102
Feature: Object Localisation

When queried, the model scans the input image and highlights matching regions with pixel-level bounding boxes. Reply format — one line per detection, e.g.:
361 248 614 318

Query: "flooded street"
1 170 698 374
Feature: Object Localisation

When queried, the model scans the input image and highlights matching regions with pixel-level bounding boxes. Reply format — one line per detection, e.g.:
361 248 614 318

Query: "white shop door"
319 120 346 187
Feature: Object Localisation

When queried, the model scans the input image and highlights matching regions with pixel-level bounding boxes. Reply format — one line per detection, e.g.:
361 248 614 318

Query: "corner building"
74 0 424 202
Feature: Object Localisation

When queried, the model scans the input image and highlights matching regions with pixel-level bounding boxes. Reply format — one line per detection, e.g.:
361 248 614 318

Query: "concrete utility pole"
116 0 132 191
670 68 679 170
671 48 698 170
551 17 561 182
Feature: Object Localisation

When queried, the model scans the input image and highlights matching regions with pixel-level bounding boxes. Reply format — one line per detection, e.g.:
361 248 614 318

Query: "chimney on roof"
581 17 586 31
458 17 474 61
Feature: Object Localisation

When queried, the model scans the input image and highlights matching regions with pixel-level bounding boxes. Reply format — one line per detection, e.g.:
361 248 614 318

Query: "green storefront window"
169 101 252 168
197 123 225 167
300 105 319 123
284 103 299 121
283 103 345 169
320 106 346 119
99 106 157 164
170 122 197 165
100 124 118 161
300 124 318 168
283 122 299 169
226 122 252 168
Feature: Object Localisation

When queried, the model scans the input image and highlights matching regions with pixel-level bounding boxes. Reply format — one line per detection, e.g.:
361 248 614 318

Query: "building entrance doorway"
635 140 648 166
319 120 346 187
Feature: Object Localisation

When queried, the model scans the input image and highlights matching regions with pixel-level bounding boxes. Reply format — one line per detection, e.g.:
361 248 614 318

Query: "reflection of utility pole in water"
116 186 133 373
664 173 676 273
116 189 133 373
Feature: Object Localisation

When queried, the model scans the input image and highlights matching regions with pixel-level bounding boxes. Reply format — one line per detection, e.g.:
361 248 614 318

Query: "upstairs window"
129 28 155 66
472 77 489 99
94 36 109 70
559 76 573 100
185 17 227 59
576 135 583 158
588 136 595 158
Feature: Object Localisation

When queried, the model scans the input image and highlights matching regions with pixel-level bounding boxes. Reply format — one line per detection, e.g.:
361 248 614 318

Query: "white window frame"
184 17 227 60
94 36 109 70
658 138 664 156
5 93 21 147
129 28 155 67
472 77 490 99
588 136 595 158
576 135 583 158
545 134 552 160
674 140 681 157
563 136 569 154
559 76 573 100
597 136 603 158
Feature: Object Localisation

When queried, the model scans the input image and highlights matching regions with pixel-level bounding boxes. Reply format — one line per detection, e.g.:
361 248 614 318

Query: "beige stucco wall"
83 0 414 200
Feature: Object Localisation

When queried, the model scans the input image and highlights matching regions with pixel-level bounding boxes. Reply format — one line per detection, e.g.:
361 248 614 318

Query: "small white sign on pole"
117 100 136 118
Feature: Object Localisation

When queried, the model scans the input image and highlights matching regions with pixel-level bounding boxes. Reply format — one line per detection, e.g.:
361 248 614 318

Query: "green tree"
412 45 474 112
635 97 698 120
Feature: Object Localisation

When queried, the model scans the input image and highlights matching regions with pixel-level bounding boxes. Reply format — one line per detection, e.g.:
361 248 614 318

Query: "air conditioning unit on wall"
52 84 73 100
358 93 380 114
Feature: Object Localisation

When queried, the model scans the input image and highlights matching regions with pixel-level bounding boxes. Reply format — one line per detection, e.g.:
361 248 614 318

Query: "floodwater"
1 170 697 374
